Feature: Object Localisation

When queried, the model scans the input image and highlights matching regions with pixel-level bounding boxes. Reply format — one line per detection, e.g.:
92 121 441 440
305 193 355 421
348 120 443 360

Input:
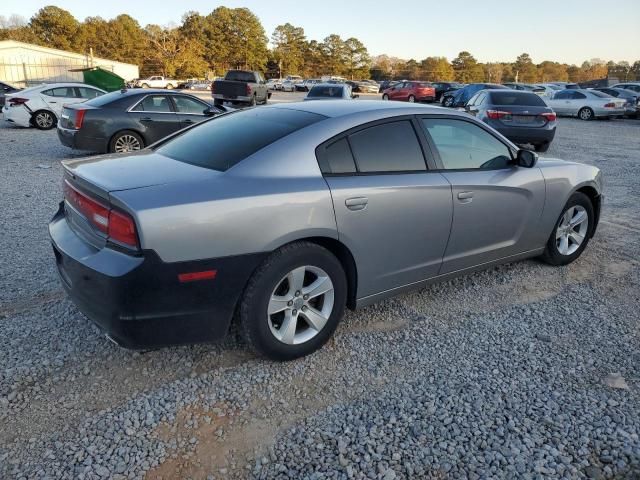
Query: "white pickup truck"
135 76 178 89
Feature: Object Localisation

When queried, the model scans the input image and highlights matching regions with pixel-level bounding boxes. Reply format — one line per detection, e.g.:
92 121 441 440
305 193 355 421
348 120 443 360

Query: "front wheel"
166 83 174 90
578 107 594 121
408 95 416 103
240 242 347 361
443 96 454 108
140 83 149 89
541 192 594 266
382 94 389 100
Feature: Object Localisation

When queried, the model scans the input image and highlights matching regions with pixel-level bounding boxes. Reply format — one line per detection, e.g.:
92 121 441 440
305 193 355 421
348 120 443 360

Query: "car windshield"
225 71 256 82
155 108 326 171
489 91 546 106
308 86 345 98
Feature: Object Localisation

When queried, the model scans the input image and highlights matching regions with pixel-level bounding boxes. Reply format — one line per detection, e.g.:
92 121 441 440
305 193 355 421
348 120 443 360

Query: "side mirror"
203 107 216 116
517 149 538 168
352 94 359 99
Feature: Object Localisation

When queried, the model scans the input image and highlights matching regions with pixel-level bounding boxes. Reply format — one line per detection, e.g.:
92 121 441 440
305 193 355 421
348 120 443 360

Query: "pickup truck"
135 76 178 89
212 70 269 107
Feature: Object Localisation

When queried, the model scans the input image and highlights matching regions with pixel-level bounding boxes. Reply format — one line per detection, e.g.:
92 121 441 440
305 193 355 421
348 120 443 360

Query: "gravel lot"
0 97 639 479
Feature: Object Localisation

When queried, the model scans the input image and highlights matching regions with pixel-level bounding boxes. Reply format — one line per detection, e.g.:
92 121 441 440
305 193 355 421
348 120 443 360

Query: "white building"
0 40 139 86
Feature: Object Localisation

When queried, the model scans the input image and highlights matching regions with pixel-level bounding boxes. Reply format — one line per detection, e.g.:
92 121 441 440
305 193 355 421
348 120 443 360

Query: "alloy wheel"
35 112 54 129
267 265 335 345
579 108 593 120
556 205 589 255
114 135 142 153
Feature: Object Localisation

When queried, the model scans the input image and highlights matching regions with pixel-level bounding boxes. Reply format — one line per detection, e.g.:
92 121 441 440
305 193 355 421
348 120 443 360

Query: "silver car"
304 83 356 101
546 89 626 120
50 101 602 360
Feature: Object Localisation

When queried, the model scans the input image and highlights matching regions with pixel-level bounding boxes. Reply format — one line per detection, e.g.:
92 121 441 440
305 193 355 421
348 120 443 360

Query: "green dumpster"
68 66 125 92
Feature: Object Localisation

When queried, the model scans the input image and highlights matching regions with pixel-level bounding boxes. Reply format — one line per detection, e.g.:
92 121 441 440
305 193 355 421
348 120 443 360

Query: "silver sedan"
50 101 602 360
546 89 626 120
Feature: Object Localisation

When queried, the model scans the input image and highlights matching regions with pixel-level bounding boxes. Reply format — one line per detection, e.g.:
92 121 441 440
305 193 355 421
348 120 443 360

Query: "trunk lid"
62 150 221 193
493 106 553 128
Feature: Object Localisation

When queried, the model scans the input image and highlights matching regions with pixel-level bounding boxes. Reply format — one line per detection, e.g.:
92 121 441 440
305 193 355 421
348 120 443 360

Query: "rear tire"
239 242 347 361
32 110 56 130
109 130 144 153
408 95 416 103
382 94 389 100
540 192 594 266
534 142 550 153
578 107 594 121
249 95 256 107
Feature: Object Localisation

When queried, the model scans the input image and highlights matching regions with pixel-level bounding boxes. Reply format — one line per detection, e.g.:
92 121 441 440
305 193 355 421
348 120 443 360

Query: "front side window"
76 87 103 99
570 92 586 99
348 120 426 173
173 95 209 114
422 118 512 170
554 90 571 99
131 95 173 112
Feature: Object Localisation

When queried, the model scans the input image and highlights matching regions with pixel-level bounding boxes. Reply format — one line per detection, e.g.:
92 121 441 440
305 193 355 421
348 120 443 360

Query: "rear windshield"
83 90 126 107
155 108 325 171
225 71 256 82
588 90 611 98
308 86 345 98
489 91 546 106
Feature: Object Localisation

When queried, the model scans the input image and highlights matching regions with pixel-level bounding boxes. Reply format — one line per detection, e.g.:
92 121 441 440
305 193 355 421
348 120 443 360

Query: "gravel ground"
0 109 639 480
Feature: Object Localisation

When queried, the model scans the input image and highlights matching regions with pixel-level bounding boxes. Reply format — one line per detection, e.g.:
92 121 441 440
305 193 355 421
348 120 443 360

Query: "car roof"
269 99 451 118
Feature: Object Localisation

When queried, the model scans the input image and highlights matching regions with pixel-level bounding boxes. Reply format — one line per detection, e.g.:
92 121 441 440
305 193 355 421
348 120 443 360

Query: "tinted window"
422 118 512 170
43 87 75 97
489 91 546 106
571 92 586 99
225 71 256 82
348 121 426 173
308 86 345 98
554 90 572 99
173 95 208 114
320 138 357 174
588 90 611 98
156 108 325 172
132 95 172 112
76 87 103 99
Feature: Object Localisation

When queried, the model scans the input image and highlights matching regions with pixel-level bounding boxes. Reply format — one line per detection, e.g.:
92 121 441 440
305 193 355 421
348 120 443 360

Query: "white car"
534 83 563 98
3 83 106 130
281 80 296 92
266 79 282 90
546 89 626 120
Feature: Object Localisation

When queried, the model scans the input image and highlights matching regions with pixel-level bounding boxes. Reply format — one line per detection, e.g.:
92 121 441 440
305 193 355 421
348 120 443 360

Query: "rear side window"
42 87 76 97
489 92 546 106
318 138 357 174
76 87 103 99
156 108 325 172
348 121 426 173
131 95 172 112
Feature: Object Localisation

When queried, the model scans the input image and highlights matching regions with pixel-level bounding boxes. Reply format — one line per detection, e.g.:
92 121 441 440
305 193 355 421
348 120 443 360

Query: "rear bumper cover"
492 124 556 145
57 126 108 153
49 203 266 349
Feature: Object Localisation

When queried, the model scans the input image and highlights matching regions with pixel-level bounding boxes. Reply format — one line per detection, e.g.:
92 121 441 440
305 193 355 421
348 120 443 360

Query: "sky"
2 0 639 65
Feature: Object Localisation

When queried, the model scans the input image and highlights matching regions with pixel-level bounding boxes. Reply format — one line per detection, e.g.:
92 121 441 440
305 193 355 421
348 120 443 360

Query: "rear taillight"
603 102 616 108
487 110 510 119
8 97 28 106
246 84 252 95
63 179 138 248
74 109 86 129
540 112 557 122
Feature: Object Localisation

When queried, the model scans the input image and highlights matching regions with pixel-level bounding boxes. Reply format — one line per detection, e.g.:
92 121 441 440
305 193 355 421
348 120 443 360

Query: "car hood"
62 150 220 193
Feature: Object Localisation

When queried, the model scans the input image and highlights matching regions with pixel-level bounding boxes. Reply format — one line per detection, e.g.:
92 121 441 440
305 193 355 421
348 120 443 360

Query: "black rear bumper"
49 204 266 349
57 126 108 153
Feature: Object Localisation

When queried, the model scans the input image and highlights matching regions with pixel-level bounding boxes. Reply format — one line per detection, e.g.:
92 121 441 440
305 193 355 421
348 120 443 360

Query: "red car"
382 81 436 103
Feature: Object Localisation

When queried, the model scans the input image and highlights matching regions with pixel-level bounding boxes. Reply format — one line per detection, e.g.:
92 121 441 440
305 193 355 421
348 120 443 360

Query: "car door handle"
457 191 474 203
345 197 368 211
183 119 195 124
140 117 153 122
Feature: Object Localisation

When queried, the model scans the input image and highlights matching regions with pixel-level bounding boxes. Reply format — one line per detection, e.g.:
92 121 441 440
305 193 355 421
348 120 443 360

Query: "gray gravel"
1 113 639 480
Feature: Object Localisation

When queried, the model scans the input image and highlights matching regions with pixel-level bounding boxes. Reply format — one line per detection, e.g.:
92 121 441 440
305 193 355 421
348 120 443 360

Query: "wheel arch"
574 185 601 237
108 128 147 152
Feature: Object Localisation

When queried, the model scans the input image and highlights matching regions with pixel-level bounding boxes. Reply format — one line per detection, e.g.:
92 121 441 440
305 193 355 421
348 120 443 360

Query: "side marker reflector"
178 270 217 283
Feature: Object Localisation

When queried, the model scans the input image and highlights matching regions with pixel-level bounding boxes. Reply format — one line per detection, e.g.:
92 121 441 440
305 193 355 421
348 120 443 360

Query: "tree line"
1 6 638 83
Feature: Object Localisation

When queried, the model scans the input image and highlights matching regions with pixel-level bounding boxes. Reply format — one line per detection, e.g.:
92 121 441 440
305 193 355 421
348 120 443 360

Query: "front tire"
443 96 454 108
382 94 389 100
240 242 347 361
166 83 174 90
32 110 56 130
541 192 594 266
141 83 149 89
408 95 416 103
578 107 594 121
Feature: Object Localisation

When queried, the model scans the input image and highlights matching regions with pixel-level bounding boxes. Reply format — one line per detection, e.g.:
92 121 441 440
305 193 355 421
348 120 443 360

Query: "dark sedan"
465 89 557 152
0 81 21 108
57 89 225 153
431 82 464 101
442 83 507 108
